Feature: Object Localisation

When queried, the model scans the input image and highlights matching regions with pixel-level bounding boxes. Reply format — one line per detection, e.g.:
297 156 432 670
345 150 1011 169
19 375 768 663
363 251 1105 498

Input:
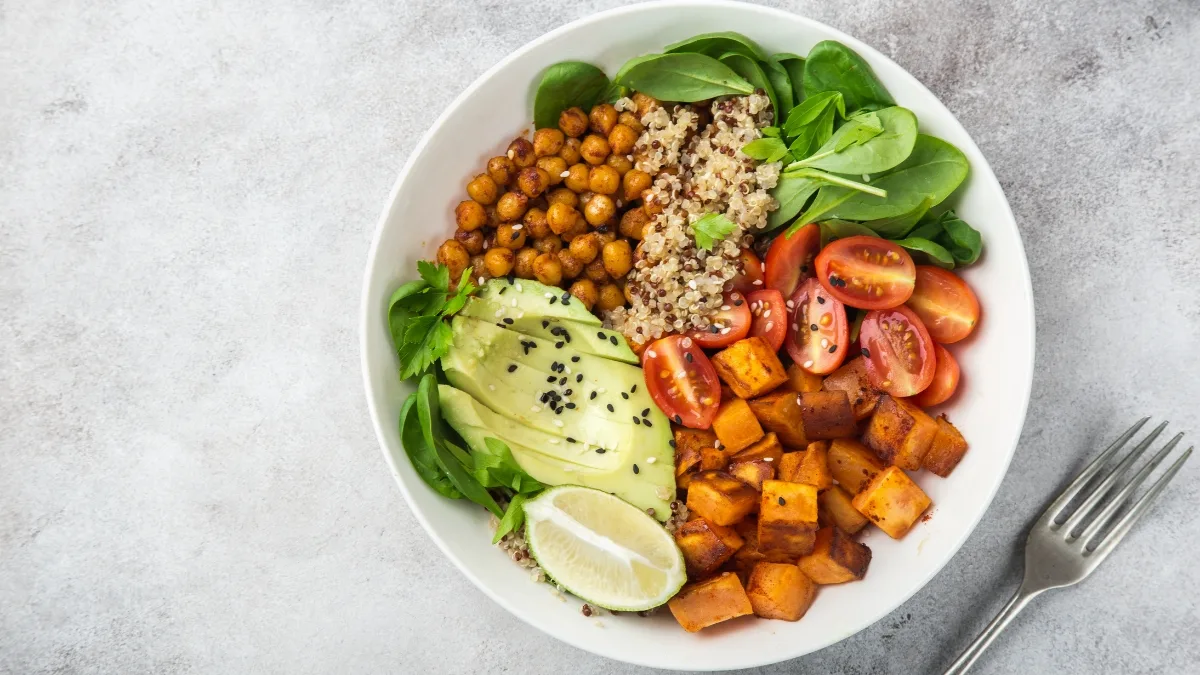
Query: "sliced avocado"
462 296 636 364
439 385 674 520
472 278 600 326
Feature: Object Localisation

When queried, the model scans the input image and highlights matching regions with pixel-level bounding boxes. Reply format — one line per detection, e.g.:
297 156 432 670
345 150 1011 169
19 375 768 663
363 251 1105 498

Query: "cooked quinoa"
605 93 780 344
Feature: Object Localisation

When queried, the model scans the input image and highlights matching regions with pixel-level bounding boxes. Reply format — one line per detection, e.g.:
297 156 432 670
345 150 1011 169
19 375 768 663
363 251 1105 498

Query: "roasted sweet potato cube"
758 480 819 557
668 572 754 632
731 431 784 465
798 390 857 440
828 438 886 494
778 441 832 489
797 527 872 584
711 337 789 399
675 428 716 467
675 517 745 577
686 471 760 526
852 466 931 538
712 398 764 454
818 485 869 534
700 446 729 472
786 363 825 393
746 562 816 621
729 458 776 491
863 395 938 470
923 414 969 477
747 390 808 448
822 357 882 421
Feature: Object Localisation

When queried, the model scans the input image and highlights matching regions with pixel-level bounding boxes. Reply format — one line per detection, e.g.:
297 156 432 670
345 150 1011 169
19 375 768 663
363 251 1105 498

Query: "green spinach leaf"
932 211 983 265
821 134 970 221
781 91 844 138
773 53 806 102
614 52 754 101
894 237 956 268
664 31 769 61
533 61 611 130
400 392 461 499
802 41 895 113
417 375 501 516
819 219 878 247
789 106 917 174
602 82 629 104
865 197 932 238
718 52 779 121
762 57 795 118
767 173 822 230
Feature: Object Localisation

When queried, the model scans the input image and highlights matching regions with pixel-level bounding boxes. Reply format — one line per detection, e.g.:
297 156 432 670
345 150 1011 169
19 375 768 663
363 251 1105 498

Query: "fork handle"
942 586 1042 675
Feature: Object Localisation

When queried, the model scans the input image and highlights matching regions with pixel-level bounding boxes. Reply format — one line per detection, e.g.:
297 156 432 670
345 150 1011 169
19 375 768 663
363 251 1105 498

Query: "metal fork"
943 418 1192 674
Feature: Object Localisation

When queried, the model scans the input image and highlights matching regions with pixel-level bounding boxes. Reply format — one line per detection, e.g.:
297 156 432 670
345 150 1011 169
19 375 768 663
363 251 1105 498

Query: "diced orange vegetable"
818 485 869 534
922 414 969 477
852 466 932 538
822 357 882 421
747 390 809 448
731 431 784 465
798 390 857 440
699 446 729 472
797 527 873 584
827 438 886 494
863 395 938 470
746 562 816 621
711 337 789 399
711 398 764 454
786 363 824 393
758 480 819 557
729 458 776 491
686 471 760 526
778 441 832 490
668 572 754 632
675 517 745 577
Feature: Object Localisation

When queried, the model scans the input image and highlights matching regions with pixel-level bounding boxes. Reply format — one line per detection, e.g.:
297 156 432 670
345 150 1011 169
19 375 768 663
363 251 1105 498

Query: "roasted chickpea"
485 205 502 228
642 191 664 216
495 191 529 221
561 214 588 242
437 240 470 280
515 167 550 199
619 206 650 240
522 208 551 239
532 128 565 157
486 156 515 186
564 163 590 192
455 200 487 231
597 283 625 310
454 227 485 255
584 194 616 226
483 247 514 277
507 137 536 168
546 187 579 208
584 258 610 283
470 255 489 281
534 235 563 255
559 137 582 165
622 169 653 202
588 165 621 196
580 134 611 165
495 223 527 249
569 279 599 311
536 156 567 186
466 173 498 205
605 153 632 176
601 239 633 278
608 123 638 156
513 248 538 279
633 92 660 117
617 111 644 134
533 252 563 286
568 232 600 264
593 226 618 245
589 103 618 136
546 202 578 235
557 248 584 279
558 107 589 138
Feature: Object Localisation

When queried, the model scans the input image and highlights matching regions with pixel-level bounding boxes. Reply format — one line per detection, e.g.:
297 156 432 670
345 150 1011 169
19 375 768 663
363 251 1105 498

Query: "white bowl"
360 0 1034 669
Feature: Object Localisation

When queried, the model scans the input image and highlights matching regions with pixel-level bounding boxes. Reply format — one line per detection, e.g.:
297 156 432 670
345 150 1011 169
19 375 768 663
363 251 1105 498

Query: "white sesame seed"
553 420 565 428
560 170 570 178
495 309 504 318
511 299 517 307
626 154 633 161
512 223 523 231
647 350 657 358
764 457 774 462
478 276 485 285
820 338 829 348
803 360 814 368
763 309 771 318
545 292 553 298
765 322 774 331
507 149 515 159
721 327 731 334
797 394 803 404
791 323 799 331
752 279 763 285
515 283 523 291
531 406 541 412
681 337 693 348
721 305 731 311
488 384 496 391
647 456 657 464
786 300 795 310
713 439 721 448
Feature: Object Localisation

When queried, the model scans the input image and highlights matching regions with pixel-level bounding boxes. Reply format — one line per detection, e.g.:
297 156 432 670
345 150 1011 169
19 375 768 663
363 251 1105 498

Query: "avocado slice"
473 278 600 326
462 296 636 364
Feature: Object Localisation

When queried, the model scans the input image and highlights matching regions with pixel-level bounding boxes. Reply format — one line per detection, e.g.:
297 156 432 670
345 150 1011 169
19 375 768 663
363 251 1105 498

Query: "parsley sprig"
388 261 477 380
691 212 737 252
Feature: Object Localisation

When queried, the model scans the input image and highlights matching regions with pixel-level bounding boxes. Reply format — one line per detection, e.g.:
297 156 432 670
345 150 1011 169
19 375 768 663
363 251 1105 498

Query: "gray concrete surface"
2 0 1198 673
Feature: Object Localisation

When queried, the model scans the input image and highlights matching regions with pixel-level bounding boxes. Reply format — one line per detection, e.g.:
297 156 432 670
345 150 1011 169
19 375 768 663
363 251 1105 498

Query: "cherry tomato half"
906 266 981 344
859 305 936 397
815 236 916 310
747 289 787 351
785 278 849 375
642 335 721 428
730 248 765 294
688 291 751 348
764 223 819 298
912 343 961 407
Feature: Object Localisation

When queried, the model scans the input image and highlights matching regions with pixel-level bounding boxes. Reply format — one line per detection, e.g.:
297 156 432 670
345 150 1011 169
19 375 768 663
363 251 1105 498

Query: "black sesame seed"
542 320 550 329
595 448 606 454
559 377 567 385
576 374 583 383
674 415 683 424
861 347 871 358
643 419 653 427
685 352 693 363
571 355 580 362
555 341 564 349
621 392 629 400
817 296 826 304
630 384 637 393
633 464 640 474
597 331 607 340
566 437 576 443
668 440 676 448
590 391 597 400
778 496 786 506
506 273 515 284
561 291 571 302
800 265 809 274
546 376 556 383
609 335 618 345
564 389 573 396
733 298 744 306
566 402 576 409
829 344 837 353
633 416 641 425
607 404 615 412
709 325 719 334
499 286 507 295
507 364 517 373
810 324 819 331
642 408 650 417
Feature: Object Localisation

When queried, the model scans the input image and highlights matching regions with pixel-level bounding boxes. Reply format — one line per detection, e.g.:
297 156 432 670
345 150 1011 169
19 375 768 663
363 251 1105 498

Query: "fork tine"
1075 432 1184 545
1041 417 1149 525
1061 420 1168 535
1087 446 1192 561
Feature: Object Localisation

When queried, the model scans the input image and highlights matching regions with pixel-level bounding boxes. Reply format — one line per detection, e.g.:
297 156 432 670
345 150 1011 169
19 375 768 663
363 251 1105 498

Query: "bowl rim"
360 0 1035 668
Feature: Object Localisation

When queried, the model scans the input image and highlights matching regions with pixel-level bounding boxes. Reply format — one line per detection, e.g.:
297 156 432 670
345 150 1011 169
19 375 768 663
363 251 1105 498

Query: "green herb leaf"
398 316 452 380
788 106 917 174
417 375 502 517
894 236 956 268
492 492 530 544
390 263 478 380
865 197 933 238
476 438 546 494
934 211 983 265
802 41 895 113
786 186 855 236
400 392 462 499
781 91 844 138
533 61 611 129
691 212 737 251
741 137 791 162
615 52 754 102
766 173 822 231
664 31 769 61
762 126 781 138
819 135 970 221
819 219 879 247
418 260 451 291
773 53 806 103
717 52 779 118
763 57 795 119
602 82 630 104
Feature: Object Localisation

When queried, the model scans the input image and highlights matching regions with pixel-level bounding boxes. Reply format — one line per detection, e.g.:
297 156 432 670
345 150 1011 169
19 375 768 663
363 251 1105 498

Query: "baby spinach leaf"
773 53 806 102
602 82 629 104
821 135 970 221
763 57 795 118
767 173 822 230
417 375 501 517
400 392 461 499
492 492 530 544
741 137 791 162
803 41 895 113
895 237 956 268
933 211 983 265
786 186 854 236
785 167 886 198
691 212 737 250
614 52 754 101
819 219 879 247
788 106 917 174
664 31 769 61
865 197 932 238
719 52 779 120
533 61 611 130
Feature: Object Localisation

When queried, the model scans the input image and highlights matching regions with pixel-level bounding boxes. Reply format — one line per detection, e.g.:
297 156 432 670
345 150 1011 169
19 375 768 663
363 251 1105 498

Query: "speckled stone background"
2 0 1198 673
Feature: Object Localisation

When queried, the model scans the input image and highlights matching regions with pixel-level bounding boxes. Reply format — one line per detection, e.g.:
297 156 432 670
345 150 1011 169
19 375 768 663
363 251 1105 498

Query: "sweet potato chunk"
746 562 816 621
758 480 819 557
674 428 706 486
676 517 745 577
852 466 931 538
712 398 764 454
827 438 886 494
699 447 729 472
778 441 832 490
747 390 808 448
686 471 760 526
922 414 969 477
822 357 881 421
711 337 789 399
863 395 938 470
668 572 754 632
729 458 775 492
786 364 824 393
731 431 784 465
818 485 869 534
798 390 857 440
798 527 872 584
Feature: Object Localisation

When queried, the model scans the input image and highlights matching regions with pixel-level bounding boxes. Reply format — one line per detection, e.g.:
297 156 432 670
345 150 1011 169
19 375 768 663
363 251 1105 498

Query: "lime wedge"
523 486 686 611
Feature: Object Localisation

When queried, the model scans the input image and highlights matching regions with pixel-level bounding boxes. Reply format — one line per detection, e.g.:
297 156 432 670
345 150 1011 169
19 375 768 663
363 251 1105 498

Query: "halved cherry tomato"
859 305 936 397
764 223 819 297
729 248 765 294
785 278 849 375
814 236 916 310
912 344 960 407
687 291 751 348
642 335 721 428
747 289 787 351
906 266 980 344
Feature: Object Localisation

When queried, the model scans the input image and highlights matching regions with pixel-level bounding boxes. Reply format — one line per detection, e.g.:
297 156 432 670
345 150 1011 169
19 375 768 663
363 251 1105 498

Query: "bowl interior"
360 1 1034 669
